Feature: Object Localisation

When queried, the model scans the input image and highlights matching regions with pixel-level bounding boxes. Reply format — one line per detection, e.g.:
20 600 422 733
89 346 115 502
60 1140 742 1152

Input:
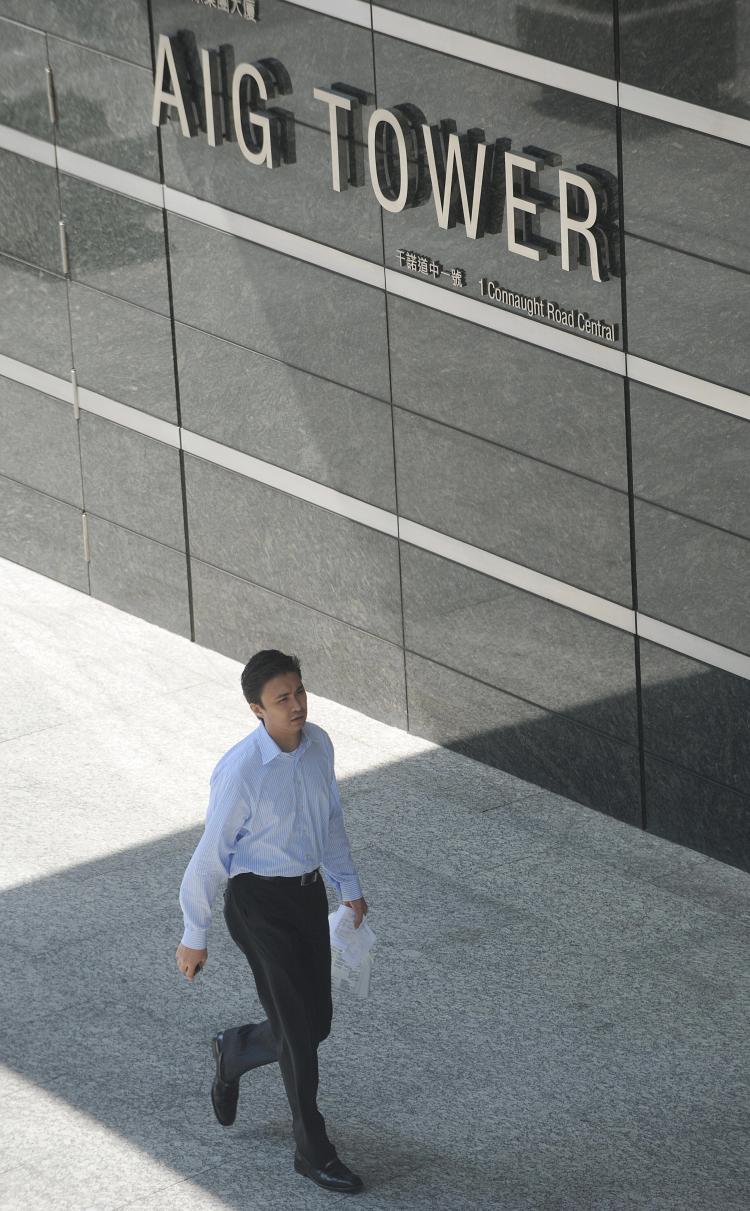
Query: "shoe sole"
294 1157 363 1194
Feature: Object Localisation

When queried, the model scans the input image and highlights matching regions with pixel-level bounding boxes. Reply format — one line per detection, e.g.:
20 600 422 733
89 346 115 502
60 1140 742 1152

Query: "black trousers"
221 870 336 1167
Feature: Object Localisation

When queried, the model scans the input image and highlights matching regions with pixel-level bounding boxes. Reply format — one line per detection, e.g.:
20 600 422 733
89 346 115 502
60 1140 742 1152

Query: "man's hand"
343 896 368 929
175 942 208 981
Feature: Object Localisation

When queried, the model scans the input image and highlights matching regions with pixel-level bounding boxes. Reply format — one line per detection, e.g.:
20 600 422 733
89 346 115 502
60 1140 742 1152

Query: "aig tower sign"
151 32 619 286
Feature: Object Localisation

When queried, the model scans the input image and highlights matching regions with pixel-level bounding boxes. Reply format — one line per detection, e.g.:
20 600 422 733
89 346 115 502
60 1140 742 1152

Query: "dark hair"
241 649 302 706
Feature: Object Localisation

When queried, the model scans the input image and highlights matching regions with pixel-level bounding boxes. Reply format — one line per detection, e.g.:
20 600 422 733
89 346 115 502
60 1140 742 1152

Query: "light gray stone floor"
2 554 750 1210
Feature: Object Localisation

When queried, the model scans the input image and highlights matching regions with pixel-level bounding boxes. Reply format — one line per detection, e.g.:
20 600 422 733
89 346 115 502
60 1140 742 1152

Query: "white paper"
328 904 376 968
331 946 372 999
328 905 376 999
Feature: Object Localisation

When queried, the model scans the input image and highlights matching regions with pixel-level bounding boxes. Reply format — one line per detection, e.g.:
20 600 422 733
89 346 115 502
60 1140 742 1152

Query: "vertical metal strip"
81 512 90 562
45 66 56 126
71 368 80 419
58 220 69 275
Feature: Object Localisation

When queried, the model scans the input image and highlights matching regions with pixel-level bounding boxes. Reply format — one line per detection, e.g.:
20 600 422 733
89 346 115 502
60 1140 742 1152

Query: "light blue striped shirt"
179 720 363 949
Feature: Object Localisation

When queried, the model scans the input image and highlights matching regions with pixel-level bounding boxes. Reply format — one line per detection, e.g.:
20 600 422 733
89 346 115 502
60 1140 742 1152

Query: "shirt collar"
256 720 309 764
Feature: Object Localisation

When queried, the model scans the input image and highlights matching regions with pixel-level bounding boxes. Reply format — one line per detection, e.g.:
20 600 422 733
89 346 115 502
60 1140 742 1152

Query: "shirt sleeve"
320 760 363 902
179 767 250 949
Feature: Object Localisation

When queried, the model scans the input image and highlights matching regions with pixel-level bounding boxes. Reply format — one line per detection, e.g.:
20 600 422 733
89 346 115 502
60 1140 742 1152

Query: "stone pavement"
1 555 750 1211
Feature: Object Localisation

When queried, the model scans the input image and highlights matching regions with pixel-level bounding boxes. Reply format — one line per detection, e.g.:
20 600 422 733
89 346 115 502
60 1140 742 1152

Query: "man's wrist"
340 881 363 902
181 924 208 949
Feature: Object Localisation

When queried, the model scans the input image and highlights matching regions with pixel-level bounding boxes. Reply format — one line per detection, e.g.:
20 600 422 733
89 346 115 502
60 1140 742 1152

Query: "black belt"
251 868 319 885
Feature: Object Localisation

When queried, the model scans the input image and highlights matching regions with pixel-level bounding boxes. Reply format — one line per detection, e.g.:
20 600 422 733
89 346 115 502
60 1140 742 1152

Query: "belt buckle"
300 869 318 886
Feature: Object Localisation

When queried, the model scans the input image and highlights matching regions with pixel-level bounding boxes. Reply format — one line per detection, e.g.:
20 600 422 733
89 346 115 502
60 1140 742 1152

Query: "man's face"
251 672 307 736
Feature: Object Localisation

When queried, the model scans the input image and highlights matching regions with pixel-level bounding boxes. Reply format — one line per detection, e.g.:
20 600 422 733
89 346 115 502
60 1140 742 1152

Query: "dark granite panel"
0 472 87 591
625 237 750 395
168 215 390 400
376 0 615 76
405 651 641 825
394 408 633 605
622 113 750 275
634 500 750 655
47 37 159 180
175 324 396 511
191 558 408 730
184 454 403 645
630 382 750 539
161 111 384 264
87 515 190 638
68 283 178 423
151 0 375 130
401 543 638 744
0 149 60 273
645 754 750 874
374 35 623 345
388 295 627 489
0 376 81 506
0 0 151 67
0 253 71 376
0 18 51 139
640 640 750 795
60 176 170 314
618 0 749 118
79 414 185 550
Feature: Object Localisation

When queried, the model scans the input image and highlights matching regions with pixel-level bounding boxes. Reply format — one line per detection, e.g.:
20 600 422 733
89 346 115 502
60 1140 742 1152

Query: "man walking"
175 649 368 1194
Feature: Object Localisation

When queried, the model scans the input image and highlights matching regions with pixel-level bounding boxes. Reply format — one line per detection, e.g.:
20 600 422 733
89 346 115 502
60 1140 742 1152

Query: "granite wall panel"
60 176 170 314
87 515 191 638
644 754 750 874
630 382 750 538
168 215 391 400
634 500 750 656
79 414 185 550
0 149 60 274
0 0 152 67
176 324 396 511
640 641 750 796
618 0 748 116
405 651 642 825
47 37 159 179
68 283 178 423
394 407 633 605
0 376 81 506
184 455 403 645
0 18 51 139
401 543 638 744
191 558 408 730
388 296 627 488
0 472 87 592
0 253 71 376
376 0 616 76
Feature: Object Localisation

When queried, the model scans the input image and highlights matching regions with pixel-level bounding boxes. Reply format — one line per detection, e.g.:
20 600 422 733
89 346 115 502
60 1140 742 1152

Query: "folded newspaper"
328 905 376 999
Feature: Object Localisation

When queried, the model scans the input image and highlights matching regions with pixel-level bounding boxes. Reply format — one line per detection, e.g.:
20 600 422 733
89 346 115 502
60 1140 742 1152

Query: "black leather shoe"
294 1152 364 1194
210 1033 239 1127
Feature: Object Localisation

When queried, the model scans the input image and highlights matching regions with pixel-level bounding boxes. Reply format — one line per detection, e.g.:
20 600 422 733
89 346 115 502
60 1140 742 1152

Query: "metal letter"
232 61 274 167
200 48 223 146
559 169 602 282
368 108 409 213
151 34 196 137
505 151 544 262
313 86 353 192
422 124 490 240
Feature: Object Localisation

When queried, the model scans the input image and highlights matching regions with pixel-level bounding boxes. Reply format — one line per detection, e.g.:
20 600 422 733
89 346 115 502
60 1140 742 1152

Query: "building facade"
1 1 748 869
